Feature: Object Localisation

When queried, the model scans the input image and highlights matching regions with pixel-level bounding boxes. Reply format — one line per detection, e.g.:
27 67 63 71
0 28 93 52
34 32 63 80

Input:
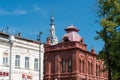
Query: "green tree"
96 0 120 80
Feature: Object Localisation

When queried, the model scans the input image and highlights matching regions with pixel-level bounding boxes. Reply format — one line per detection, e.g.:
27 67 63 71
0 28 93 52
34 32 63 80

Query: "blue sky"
0 0 104 53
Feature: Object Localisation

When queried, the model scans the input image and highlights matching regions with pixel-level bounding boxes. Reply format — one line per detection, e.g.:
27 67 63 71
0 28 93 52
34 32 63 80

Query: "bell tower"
48 14 58 45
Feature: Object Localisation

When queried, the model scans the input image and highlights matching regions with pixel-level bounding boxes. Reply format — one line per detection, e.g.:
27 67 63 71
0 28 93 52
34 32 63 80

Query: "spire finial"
50 11 54 25
51 10 54 18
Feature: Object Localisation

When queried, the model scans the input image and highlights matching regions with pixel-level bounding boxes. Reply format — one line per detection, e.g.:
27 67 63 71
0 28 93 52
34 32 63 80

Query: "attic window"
81 40 83 43
63 37 69 42
80 39 83 44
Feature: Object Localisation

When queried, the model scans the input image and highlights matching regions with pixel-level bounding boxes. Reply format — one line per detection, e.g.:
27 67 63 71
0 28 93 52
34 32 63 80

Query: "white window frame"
15 55 20 67
25 57 29 69
3 57 8 66
34 58 38 71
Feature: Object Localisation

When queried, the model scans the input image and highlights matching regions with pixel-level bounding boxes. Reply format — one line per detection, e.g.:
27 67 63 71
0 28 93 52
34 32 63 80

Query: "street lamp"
37 31 43 80
9 35 15 80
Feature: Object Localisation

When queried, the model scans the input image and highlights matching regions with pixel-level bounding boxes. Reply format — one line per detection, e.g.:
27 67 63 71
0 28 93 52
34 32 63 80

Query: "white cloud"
0 6 48 16
13 10 27 15
0 9 9 15
33 6 41 12
32 6 48 17
0 9 28 15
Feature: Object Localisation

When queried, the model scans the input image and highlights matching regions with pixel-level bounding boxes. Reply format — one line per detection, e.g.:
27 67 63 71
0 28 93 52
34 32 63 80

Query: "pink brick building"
44 25 108 80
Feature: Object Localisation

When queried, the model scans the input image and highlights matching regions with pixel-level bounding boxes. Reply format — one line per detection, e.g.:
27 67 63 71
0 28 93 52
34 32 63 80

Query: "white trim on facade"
0 33 44 80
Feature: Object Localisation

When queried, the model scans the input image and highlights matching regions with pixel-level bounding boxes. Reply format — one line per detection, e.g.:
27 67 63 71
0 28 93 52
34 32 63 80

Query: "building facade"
44 25 108 80
0 32 44 80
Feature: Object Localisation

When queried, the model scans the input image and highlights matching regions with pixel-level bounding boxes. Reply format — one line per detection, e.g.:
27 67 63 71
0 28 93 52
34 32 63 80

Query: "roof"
62 25 82 42
0 32 39 43
65 24 79 32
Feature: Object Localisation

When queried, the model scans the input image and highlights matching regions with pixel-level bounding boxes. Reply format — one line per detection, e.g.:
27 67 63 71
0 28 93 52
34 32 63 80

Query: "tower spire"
48 13 58 45
50 12 54 25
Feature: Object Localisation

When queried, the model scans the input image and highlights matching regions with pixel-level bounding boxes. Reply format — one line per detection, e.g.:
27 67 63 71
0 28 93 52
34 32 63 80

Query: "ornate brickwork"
44 25 108 80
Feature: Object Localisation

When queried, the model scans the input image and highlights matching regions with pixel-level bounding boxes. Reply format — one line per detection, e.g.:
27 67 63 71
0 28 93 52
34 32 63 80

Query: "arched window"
96 64 100 76
91 63 93 75
96 64 98 76
68 58 72 72
62 59 66 72
80 40 83 44
88 62 90 74
63 37 69 42
98 65 100 76
79 60 81 72
81 60 84 73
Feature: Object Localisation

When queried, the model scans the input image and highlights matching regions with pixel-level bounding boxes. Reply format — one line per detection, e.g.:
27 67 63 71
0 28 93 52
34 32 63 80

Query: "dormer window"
80 40 83 44
63 37 69 42
80 39 84 44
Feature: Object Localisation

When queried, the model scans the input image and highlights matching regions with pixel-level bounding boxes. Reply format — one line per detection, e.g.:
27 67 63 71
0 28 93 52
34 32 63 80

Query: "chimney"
46 37 51 45
91 48 95 55
16 32 21 37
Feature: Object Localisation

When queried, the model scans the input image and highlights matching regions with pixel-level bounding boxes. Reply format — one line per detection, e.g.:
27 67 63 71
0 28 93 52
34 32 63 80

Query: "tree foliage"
97 0 120 79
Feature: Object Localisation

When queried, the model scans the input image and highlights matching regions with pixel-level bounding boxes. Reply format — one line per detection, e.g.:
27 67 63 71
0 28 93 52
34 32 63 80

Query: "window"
25 57 29 69
3 57 8 66
62 59 66 72
88 62 93 75
15 55 20 67
34 58 38 70
63 37 69 42
91 63 93 75
79 60 81 72
68 58 72 72
80 40 83 44
96 64 100 76
88 62 90 74
81 60 84 73
96 64 97 76
98 65 100 76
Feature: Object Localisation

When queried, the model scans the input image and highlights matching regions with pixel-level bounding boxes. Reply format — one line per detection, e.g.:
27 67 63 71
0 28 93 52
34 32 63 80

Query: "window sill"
15 67 21 69
3 65 9 67
25 68 30 70
34 69 39 71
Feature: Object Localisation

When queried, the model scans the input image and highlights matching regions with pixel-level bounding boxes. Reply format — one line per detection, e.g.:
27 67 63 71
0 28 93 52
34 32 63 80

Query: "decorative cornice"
45 41 86 51
45 41 97 57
